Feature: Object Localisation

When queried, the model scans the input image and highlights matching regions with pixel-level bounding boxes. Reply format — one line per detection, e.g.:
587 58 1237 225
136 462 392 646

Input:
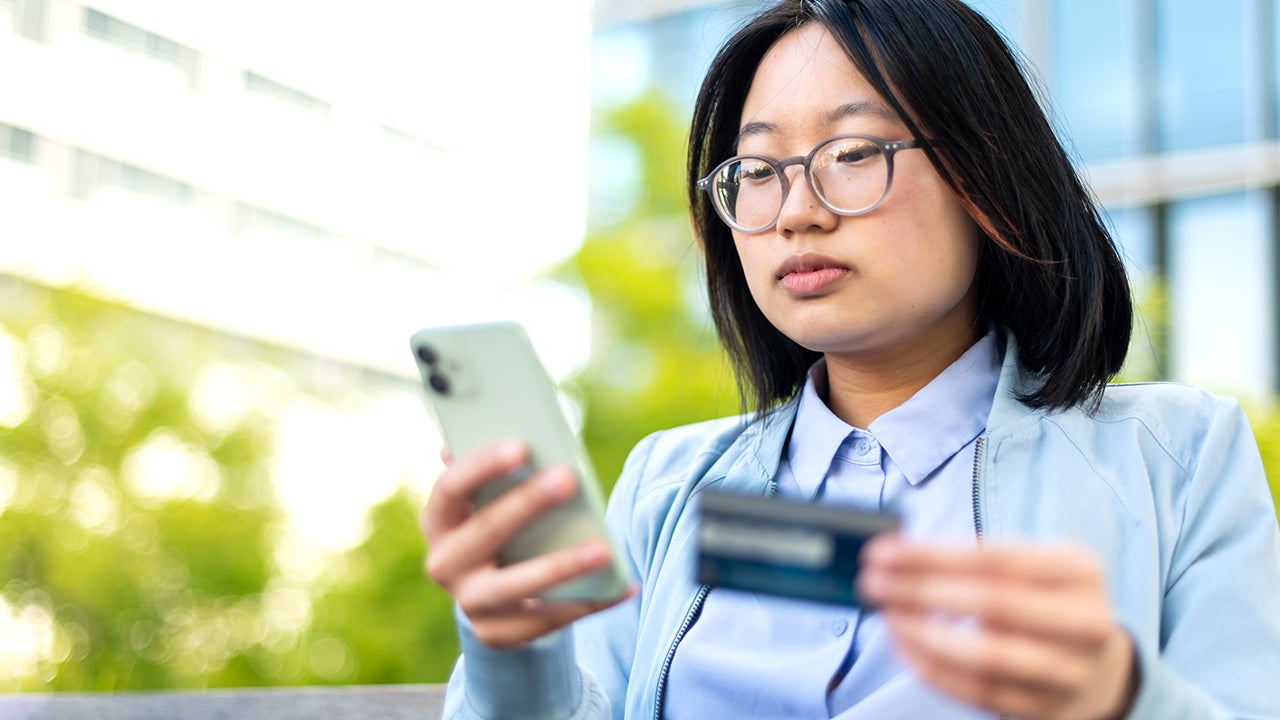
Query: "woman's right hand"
420 439 636 649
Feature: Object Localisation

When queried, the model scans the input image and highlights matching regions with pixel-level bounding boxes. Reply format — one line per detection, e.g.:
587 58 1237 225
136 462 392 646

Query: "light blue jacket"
445 333 1280 720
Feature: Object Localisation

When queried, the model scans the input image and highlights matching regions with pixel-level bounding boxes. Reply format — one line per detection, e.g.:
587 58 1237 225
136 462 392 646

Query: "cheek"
732 234 770 298
891 191 981 286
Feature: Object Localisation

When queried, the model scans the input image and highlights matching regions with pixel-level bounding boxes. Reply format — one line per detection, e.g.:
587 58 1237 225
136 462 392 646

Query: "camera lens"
417 344 439 365
428 373 450 395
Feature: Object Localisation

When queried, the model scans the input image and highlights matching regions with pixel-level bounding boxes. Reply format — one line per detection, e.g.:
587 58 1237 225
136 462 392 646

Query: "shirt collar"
786 325 1003 492
870 325 1001 485
786 357 858 500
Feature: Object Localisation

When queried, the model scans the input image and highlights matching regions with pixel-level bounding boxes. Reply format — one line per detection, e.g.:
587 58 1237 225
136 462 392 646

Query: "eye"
831 141 881 165
735 160 777 183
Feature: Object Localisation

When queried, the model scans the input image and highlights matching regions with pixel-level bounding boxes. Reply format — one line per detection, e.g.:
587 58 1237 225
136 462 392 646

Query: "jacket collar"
985 328 1048 433
742 326 1046 485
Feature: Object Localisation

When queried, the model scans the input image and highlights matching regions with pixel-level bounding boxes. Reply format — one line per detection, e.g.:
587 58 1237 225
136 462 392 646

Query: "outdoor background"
1 0 1278 691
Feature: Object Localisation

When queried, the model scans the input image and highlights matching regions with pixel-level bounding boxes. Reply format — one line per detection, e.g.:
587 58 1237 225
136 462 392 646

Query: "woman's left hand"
857 537 1138 720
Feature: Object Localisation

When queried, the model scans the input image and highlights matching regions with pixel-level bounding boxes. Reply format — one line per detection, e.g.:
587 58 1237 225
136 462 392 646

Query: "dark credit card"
696 489 900 606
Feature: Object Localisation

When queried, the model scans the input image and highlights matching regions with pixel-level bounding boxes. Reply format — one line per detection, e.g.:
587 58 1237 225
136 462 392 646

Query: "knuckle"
454 574 504 615
428 471 466 508
425 552 451 585
471 624 505 648
971 584 1001 618
453 582 484 612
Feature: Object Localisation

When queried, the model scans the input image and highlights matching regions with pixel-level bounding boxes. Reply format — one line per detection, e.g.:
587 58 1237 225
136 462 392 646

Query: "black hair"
688 0 1132 414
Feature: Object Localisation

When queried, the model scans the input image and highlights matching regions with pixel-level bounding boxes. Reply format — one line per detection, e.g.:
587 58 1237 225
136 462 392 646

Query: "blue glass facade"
593 0 1280 399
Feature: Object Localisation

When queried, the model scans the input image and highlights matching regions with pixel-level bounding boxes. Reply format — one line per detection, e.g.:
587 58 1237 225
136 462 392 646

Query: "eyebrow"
736 100 900 141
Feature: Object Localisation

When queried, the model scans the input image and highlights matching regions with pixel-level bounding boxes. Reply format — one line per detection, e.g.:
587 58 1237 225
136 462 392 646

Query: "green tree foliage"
300 489 459 685
0 282 282 690
1250 409 1280 516
569 92 740 491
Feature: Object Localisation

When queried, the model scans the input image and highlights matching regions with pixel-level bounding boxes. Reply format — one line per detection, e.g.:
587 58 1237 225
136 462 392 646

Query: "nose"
775 165 839 237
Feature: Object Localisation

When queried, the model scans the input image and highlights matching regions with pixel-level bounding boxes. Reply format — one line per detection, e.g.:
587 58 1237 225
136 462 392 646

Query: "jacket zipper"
653 482 774 718
971 436 986 542
652 583 709 720
972 436 1008 720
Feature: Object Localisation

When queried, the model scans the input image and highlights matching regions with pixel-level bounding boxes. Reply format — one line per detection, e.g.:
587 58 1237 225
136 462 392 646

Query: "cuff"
454 605 583 719
1122 630 1226 720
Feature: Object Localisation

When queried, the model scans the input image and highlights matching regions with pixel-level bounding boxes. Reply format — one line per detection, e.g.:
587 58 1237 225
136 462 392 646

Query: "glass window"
234 203 327 241
10 0 42 41
1157 0 1254 151
0 123 36 164
1103 206 1162 381
243 71 333 117
591 26 652 110
1167 191 1275 398
83 7 199 87
966 0 1027 46
101 158 194 206
1105 205 1156 274
642 2 770 112
1048 0 1143 161
8 125 35 162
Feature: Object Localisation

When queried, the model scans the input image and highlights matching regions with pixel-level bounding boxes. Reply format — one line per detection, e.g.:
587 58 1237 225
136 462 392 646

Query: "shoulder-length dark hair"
688 0 1132 414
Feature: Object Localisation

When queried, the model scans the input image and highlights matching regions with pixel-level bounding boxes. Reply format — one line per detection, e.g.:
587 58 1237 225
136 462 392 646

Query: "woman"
423 1 1280 718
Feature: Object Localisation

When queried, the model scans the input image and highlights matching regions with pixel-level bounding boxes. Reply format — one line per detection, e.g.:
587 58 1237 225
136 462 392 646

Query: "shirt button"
854 438 871 455
832 619 849 637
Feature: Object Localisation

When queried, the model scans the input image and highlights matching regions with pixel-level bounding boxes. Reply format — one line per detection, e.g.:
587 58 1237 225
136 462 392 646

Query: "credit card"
696 489 899 606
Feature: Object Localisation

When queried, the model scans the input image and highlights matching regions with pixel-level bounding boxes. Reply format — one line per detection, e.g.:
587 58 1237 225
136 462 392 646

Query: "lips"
776 253 850 295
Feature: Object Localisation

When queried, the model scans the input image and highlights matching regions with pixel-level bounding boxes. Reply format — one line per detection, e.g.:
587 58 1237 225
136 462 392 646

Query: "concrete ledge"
0 684 447 720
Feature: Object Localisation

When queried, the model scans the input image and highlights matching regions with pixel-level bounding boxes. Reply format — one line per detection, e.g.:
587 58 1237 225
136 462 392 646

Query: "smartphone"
410 322 630 601
696 489 899 606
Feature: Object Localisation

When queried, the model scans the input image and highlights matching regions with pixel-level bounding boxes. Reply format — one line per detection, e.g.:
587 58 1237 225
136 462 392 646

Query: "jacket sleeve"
1126 399 1280 720
441 616 611 720
440 433 659 720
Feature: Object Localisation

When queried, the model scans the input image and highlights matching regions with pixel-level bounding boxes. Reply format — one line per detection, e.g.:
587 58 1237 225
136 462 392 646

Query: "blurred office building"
0 0 463 381
593 0 1280 402
0 0 576 549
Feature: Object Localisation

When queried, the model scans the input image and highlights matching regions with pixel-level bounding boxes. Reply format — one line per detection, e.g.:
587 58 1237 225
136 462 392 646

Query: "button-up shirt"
666 327 1001 719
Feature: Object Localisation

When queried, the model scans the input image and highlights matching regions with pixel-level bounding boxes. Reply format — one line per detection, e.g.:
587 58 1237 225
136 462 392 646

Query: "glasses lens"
811 137 889 214
714 158 782 231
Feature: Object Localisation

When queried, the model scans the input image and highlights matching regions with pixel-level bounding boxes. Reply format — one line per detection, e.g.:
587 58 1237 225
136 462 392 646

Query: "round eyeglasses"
696 134 925 234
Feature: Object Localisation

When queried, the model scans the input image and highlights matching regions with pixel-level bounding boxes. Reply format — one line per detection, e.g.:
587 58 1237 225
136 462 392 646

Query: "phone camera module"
417 344 439 366
428 372 451 395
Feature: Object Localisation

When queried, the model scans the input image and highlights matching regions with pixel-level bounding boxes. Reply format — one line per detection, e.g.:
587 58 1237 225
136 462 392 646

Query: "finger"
885 609 1094 695
859 571 1112 644
454 537 619 614
892 632 1070 720
426 465 579 584
862 538 1103 586
468 586 638 649
422 439 529 537
440 445 453 465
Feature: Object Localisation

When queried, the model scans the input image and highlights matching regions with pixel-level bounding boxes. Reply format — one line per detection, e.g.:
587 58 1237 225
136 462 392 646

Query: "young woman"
422 1 1280 718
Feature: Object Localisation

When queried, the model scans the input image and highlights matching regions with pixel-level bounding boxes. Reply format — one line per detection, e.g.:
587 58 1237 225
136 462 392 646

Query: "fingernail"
540 470 574 499
497 439 524 461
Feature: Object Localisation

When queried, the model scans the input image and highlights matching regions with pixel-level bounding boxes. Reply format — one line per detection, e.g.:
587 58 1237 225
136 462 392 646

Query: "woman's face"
731 23 982 361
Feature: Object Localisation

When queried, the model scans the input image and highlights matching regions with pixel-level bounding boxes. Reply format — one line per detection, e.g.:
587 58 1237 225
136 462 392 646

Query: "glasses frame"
696 133 925 234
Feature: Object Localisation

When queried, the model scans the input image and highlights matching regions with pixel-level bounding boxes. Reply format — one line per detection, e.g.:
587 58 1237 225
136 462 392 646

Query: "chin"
784 325 890 355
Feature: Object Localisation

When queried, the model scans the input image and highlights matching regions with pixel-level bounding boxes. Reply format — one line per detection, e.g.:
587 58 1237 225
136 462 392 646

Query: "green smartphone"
410 322 630 601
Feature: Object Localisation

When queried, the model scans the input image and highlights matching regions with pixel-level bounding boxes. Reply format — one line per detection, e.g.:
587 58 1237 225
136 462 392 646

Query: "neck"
822 320 984 429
